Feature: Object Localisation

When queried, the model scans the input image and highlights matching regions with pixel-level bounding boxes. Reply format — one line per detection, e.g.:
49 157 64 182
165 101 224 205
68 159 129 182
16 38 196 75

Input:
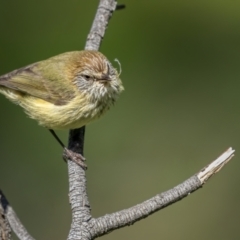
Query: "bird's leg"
49 129 87 170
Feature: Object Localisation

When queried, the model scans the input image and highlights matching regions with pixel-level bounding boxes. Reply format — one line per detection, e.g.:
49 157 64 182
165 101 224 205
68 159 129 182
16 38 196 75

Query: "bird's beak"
97 74 111 82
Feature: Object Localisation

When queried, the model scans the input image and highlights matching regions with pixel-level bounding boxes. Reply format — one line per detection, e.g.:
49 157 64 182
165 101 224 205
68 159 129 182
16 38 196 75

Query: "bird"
0 50 124 168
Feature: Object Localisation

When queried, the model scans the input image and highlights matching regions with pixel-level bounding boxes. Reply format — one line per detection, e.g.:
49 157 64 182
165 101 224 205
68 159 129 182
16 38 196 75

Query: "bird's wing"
0 61 76 106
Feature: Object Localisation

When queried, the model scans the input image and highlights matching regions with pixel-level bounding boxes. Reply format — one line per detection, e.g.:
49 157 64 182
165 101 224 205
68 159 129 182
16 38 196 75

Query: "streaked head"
71 51 123 101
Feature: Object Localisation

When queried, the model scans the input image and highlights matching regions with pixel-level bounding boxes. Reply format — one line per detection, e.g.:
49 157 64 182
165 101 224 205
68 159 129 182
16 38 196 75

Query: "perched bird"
0 50 124 167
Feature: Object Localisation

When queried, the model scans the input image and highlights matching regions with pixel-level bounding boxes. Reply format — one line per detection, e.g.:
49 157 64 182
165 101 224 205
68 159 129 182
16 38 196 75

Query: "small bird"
0 50 124 168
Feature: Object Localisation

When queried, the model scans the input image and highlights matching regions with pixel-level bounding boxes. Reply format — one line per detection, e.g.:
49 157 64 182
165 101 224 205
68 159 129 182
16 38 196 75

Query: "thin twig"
87 148 235 238
0 191 35 240
0 194 11 240
85 0 117 51
198 147 235 183
116 4 126 10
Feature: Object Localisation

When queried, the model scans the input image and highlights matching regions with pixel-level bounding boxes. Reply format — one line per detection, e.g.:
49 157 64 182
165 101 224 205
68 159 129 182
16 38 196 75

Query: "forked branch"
0 1 236 240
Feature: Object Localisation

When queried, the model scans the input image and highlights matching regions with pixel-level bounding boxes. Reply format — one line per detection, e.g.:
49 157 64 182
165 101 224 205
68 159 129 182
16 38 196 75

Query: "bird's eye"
82 74 91 80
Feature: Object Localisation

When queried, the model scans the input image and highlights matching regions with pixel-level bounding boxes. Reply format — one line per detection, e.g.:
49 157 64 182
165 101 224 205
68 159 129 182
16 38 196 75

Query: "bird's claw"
63 148 87 170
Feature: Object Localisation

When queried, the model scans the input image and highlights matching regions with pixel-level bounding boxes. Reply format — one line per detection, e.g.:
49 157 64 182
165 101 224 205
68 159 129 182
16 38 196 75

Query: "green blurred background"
0 0 240 239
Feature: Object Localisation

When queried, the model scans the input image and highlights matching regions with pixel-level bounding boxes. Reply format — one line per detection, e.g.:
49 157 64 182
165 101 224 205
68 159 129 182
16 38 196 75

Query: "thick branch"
67 1 117 240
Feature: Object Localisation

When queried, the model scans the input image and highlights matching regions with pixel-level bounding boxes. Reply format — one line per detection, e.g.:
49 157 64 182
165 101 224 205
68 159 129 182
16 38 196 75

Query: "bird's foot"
63 148 87 170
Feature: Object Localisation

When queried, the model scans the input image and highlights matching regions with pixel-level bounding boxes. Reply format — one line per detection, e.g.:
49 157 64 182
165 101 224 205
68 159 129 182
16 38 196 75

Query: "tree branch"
85 0 117 51
1 1 236 240
0 193 11 240
89 148 235 238
0 191 34 240
66 1 236 239
66 1 118 240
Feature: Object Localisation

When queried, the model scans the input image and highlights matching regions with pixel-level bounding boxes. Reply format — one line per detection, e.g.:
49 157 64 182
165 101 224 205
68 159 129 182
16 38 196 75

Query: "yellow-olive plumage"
0 51 124 129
